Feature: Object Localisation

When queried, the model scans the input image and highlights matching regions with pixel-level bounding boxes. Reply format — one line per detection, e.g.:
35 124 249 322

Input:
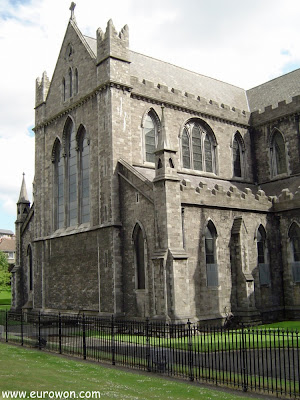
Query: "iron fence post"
111 314 115 365
58 312 62 354
38 311 41 350
21 310 23 346
241 323 248 392
146 317 151 372
187 319 194 381
82 313 86 360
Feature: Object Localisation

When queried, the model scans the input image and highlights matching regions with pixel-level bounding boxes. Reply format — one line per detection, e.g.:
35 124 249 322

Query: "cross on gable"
69 2 76 20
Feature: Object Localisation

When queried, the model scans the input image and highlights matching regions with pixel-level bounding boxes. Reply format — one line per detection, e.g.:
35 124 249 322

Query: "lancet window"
257 225 270 286
78 126 90 224
133 224 146 290
53 119 90 230
205 221 218 287
270 130 287 176
27 245 33 292
289 223 300 282
232 132 245 178
144 113 158 163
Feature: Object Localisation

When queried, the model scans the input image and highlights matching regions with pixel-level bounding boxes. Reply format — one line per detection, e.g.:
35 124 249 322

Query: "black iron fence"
0 310 299 398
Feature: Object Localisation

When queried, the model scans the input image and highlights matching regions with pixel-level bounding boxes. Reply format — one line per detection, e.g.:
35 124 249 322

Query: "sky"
1 0 300 232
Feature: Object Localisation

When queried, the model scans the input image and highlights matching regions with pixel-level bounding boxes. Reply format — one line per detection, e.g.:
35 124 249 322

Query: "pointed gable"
37 18 97 120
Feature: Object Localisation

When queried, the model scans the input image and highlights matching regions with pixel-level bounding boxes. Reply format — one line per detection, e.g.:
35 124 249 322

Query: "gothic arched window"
233 134 242 177
27 245 33 291
257 225 270 285
144 113 157 163
78 127 90 224
53 140 64 229
62 78 66 102
75 68 79 95
65 120 77 226
289 223 300 282
182 120 216 173
182 127 190 168
133 224 146 289
69 68 73 98
205 221 218 286
204 134 213 173
271 130 287 176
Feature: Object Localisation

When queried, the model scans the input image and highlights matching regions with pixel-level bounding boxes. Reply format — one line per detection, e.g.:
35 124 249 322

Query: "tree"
0 251 10 292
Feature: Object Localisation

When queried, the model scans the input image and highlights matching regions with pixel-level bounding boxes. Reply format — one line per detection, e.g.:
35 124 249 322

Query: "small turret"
96 20 130 85
35 71 50 108
154 105 179 182
16 173 30 222
97 20 129 65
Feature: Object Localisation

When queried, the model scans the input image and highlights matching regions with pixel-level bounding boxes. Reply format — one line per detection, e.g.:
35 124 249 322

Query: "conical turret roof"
18 173 30 204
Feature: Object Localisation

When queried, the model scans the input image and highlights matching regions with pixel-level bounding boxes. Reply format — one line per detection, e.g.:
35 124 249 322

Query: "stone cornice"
34 77 252 132
130 91 250 129
33 81 133 132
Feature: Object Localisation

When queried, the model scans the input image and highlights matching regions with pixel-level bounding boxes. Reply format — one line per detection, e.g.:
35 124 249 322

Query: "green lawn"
87 324 300 352
257 320 300 330
0 342 255 400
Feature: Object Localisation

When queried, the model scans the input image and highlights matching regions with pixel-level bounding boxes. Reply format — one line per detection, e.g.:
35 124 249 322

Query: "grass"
86 326 300 352
257 321 300 330
0 342 255 400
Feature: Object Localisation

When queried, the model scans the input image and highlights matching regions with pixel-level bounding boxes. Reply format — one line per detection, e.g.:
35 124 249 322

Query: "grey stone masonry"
14 9 300 324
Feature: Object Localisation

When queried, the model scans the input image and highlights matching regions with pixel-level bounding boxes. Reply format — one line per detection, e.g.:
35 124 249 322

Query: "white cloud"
1 0 300 231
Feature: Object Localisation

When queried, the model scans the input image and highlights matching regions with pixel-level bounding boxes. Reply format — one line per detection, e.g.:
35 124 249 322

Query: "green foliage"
0 289 11 309
0 251 10 292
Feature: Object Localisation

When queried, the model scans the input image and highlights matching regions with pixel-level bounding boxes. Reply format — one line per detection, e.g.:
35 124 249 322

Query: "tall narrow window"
271 130 287 176
257 225 270 285
27 245 33 291
78 128 90 223
133 224 145 289
144 114 156 163
182 120 216 173
182 128 190 168
192 124 202 170
65 121 77 226
204 134 213 173
289 223 300 282
62 78 66 102
75 68 79 95
205 221 218 286
69 68 73 98
54 141 64 229
233 135 242 177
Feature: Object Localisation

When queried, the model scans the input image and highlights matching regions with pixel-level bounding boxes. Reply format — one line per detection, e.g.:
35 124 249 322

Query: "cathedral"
12 5 300 324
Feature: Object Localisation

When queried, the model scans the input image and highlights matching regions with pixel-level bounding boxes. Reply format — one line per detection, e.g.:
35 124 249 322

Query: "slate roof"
83 34 249 112
247 68 300 112
0 238 15 252
130 51 249 112
83 27 300 116
0 229 14 236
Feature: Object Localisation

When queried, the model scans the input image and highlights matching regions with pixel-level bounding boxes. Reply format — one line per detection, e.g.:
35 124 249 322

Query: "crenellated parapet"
130 77 250 128
97 19 130 65
35 71 50 108
273 186 300 212
180 179 274 211
250 95 300 127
